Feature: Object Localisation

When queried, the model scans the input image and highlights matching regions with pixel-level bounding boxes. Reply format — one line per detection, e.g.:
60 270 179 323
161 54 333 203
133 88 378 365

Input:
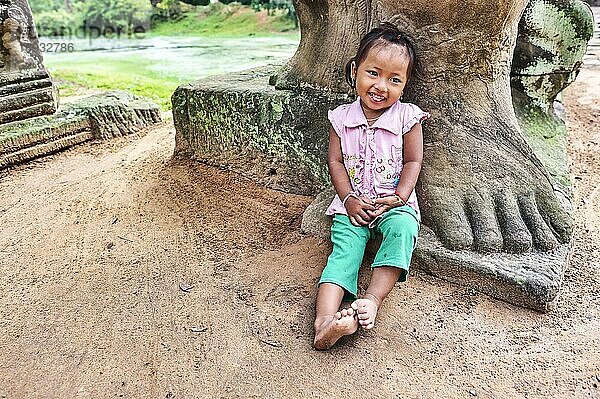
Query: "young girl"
314 23 429 350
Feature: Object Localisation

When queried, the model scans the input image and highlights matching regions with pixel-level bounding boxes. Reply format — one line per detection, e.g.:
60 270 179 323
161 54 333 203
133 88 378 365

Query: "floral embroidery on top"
343 154 363 187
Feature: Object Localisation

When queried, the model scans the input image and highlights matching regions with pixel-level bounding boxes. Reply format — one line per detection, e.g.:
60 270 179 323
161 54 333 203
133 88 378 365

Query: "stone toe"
466 188 503 253
537 191 574 244
495 190 532 253
519 193 558 251
426 188 474 250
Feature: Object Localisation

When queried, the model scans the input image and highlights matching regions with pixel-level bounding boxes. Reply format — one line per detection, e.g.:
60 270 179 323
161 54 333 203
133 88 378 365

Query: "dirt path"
1 49 600 399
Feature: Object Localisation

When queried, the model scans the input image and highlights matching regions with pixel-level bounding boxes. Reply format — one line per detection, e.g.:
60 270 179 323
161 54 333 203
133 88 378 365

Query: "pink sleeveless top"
326 98 429 221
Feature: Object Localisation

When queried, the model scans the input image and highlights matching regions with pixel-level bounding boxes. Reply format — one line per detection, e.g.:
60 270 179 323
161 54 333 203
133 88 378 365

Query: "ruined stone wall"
0 91 162 169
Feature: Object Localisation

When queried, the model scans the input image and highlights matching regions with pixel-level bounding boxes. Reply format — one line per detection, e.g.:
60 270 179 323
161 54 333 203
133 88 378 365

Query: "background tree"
30 0 153 35
75 0 152 34
29 0 62 13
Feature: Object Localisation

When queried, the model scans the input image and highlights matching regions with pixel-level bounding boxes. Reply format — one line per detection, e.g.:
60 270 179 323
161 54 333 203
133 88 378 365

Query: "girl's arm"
395 122 424 202
328 126 375 226
371 123 423 214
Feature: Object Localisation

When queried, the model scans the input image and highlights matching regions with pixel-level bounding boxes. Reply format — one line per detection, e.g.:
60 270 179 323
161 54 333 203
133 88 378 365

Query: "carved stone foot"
417 96 573 255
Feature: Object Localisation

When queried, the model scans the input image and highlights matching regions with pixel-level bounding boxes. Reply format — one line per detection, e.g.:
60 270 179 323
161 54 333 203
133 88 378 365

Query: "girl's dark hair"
345 22 418 89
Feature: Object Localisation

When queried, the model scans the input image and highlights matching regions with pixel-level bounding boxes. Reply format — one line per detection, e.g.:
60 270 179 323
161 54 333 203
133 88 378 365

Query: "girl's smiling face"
352 43 410 120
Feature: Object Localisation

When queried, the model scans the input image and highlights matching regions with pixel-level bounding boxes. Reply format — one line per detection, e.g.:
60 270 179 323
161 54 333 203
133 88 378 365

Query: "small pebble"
179 282 193 293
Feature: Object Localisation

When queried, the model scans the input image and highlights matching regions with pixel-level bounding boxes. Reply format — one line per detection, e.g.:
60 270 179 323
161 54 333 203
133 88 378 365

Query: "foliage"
152 0 183 21
152 0 202 21
29 0 63 14
74 0 153 33
29 0 297 36
30 0 152 36
34 9 77 37
149 3 298 36
253 0 296 25
219 0 295 22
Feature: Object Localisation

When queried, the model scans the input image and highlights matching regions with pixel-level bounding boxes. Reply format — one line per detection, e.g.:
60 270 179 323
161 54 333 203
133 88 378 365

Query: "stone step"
0 131 94 169
0 77 53 97
0 102 58 126
0 113 91 155
0 87 57 114
0 69 50 87
0 69 59 125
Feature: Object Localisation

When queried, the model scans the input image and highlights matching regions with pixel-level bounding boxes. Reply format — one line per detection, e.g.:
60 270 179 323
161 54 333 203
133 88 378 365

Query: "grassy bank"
48 58 180 110
150 3 298 37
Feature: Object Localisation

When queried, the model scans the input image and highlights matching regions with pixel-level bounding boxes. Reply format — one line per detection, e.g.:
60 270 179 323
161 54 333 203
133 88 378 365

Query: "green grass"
47 57 181 110
149 4 298 37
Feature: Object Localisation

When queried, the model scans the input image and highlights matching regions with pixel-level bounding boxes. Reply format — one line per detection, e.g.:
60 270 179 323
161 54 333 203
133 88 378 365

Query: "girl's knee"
380 217 418 239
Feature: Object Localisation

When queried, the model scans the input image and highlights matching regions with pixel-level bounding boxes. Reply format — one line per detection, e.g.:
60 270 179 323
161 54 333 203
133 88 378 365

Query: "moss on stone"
172 66 346 195
515 104 571 189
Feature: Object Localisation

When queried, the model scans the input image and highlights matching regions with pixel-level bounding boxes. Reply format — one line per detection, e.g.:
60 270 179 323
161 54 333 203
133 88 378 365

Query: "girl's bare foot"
313 308 358 350
351 295 379 330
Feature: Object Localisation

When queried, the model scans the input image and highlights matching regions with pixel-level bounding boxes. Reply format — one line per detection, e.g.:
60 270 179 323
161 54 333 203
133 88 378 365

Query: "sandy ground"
1 37 600 399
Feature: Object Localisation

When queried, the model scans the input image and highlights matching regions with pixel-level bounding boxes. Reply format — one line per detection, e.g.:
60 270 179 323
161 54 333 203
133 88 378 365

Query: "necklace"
361 104 381 123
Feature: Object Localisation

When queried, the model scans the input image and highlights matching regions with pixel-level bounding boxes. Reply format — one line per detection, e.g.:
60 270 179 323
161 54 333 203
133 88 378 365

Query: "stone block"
172 66 347 196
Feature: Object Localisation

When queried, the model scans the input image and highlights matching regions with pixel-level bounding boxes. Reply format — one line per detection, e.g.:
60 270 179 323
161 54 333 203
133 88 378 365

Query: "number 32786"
40 43 75 52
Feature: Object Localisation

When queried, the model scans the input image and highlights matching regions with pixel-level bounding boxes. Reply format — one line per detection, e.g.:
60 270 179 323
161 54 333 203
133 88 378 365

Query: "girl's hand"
367 195 404 218
345 196 376 226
